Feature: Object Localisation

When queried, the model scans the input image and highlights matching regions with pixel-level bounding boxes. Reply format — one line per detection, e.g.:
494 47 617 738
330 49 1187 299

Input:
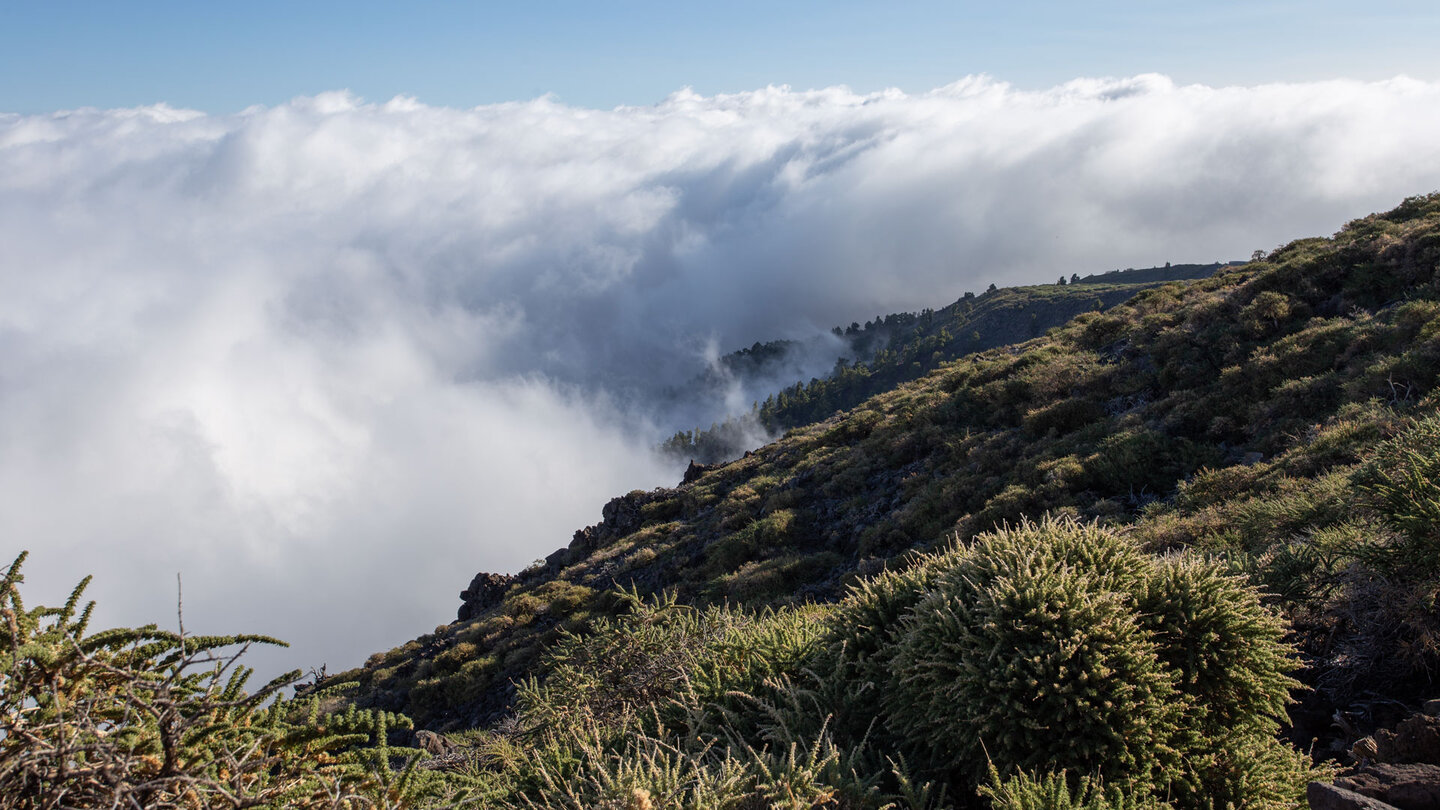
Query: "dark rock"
414 730 452 757
1376 714 1440 765
456 572 516 622
565 488 678 559
544 547 569 570
569 525 598 555
600 491 648 533
683 459 713 484
1338 763 1440 810
1394 782 1440 810
1308 781 1402 810
1424 700 1440 718
460 572 515 604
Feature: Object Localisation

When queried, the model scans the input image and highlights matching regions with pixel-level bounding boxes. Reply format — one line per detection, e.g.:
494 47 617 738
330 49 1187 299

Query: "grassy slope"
328 195 1440 749
666 266 1231 464
759 280 1179 428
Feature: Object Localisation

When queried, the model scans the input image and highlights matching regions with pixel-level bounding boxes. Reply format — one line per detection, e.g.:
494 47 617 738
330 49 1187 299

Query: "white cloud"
3 75 1440 676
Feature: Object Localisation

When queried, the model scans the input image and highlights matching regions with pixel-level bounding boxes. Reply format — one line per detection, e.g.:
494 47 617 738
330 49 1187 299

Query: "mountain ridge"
326 196 1440 734
303 193 1440 806
663 262 1238 464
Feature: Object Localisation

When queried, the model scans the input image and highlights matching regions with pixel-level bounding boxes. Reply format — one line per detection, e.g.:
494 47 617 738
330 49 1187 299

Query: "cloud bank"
3 74 1440 675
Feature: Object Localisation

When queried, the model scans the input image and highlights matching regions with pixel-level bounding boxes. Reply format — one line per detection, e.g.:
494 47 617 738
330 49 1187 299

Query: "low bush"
980 767 1170 810
824 518 1316 807
1354 412 1440 576
885 521 1173 788
0 552 456 809
515 592 824 742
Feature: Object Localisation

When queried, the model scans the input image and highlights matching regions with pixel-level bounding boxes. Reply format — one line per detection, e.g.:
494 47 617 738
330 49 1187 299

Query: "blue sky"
4 1 1440 113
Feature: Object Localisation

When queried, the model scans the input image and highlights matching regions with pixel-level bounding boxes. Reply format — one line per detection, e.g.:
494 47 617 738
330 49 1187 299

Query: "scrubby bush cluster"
424 520 1317 808
0 552 465 809
1 526 1324 808
1131 398 1440 698
467 596 931 809
812 519 1323 809
1353 412 1440 576
514 591 825 739
979 767 1168 810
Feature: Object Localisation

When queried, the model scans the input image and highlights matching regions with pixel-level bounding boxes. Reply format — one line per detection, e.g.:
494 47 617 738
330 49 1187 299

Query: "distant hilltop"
1074 260 1244 285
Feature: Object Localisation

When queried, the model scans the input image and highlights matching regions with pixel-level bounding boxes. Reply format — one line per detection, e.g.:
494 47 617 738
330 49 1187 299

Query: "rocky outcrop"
457 572 516 621
1374 714 1440 766
414 730 455 757
682 459 715 484
1309 782 1402 810
455 486 685 622
562 488 678 563
1336 764 1440 810
1312 706 1440 810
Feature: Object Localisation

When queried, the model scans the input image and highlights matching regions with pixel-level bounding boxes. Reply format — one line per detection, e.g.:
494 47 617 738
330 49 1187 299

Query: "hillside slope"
317 193 1440 807
664 263 1233 463
330 195 1440 730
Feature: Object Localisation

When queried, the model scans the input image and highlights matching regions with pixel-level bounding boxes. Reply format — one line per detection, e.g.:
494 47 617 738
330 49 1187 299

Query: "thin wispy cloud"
3 75 1439 675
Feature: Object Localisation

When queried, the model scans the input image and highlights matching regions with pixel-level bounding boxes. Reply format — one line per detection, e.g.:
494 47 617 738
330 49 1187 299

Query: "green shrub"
816 553 956 744
705 509 799 575
0 552 457 809
1174 465 1272 510
980 766 1172 810
1177 731 1331 810
1226 471 1352 554
1138 555 1297 734
494 721 903 810
1023 397 1106 437
824 519 1313 808
1088 428 1219 497
885 522 1177 787
1241 291 1293 334
1354 412 1440 576
516 593 823 741
1134 556 1309 805
499 596 930 809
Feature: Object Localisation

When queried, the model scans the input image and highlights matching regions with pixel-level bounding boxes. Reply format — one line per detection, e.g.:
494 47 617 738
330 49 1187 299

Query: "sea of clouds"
4 74 1440 677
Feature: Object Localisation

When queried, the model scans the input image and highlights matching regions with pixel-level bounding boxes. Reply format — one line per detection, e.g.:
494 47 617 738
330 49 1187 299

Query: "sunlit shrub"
493 719 907 810
980 767 1172 810
0 553 456 809
884 521 1173 787
1135 556 1305 802
823 519 1312 807
516 593 823 741
1354 412 1440 576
